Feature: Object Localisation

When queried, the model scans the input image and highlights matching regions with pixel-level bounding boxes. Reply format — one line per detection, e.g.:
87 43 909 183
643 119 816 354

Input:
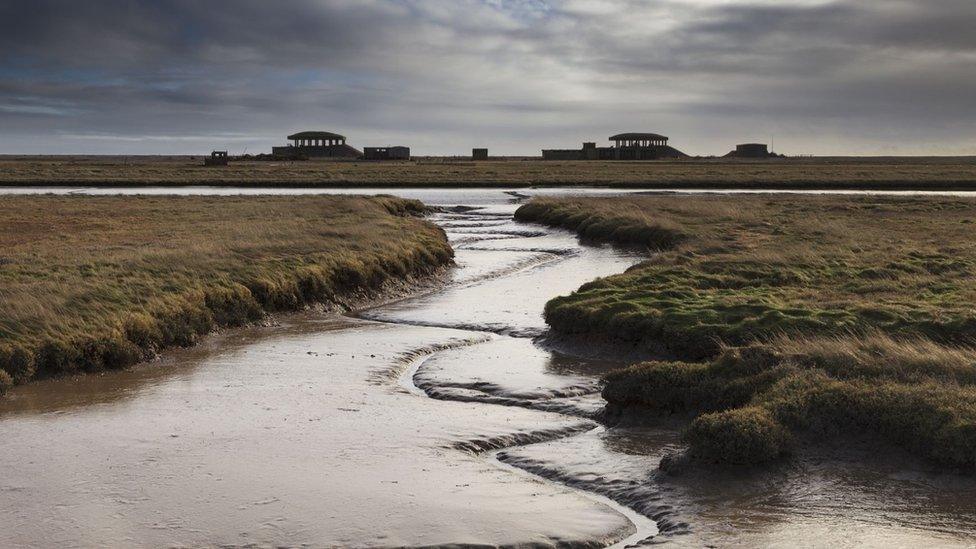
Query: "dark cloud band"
0 0 973 155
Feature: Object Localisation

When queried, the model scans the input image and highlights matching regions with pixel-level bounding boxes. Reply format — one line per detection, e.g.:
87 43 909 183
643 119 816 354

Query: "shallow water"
2 188 976 547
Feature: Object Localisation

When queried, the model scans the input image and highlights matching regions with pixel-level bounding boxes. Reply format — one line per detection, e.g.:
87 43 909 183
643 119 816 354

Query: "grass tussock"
521 196 976 359
606 334 976 468
0 195 452 392
514 200 685 249
519 195 976 468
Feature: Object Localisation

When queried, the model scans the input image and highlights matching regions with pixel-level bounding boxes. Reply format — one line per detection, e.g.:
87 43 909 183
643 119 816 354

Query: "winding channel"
3 189 976 547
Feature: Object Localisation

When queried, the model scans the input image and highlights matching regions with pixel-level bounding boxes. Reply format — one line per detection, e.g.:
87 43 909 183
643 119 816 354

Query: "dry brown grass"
0 195 452 390
2 156 976 188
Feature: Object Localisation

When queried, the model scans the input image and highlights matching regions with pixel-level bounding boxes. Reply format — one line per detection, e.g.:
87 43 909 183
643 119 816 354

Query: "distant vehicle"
204 151 229 166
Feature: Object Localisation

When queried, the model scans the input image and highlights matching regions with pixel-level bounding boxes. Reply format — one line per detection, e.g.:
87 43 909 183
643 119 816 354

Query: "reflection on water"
2 188 976 547
0 317 635 548
0 321 349 418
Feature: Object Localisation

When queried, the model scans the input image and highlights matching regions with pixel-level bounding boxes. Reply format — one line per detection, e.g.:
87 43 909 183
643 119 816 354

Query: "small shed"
204 151 228 166
472 148 488 160
735 143 770 158
363 146 410 161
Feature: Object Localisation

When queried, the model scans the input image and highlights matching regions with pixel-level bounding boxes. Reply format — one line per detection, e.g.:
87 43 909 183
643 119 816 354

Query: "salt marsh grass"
0 195 452 391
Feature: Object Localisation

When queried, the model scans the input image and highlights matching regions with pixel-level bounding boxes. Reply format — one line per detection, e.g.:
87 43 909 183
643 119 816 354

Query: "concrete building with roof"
272 131 362 158
610 133 670 148
724 143 774 158
363 146 411 161
543 132 686 160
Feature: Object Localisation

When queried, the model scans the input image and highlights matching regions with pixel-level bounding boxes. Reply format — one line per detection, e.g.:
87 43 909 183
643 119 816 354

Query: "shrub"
686 407 791 464
35 338 81 376
153 298 214 347
296 266 334 303
0 343 35 382
604 336 976 469
0 369 13 395
205 284 263 326
123 313 163 350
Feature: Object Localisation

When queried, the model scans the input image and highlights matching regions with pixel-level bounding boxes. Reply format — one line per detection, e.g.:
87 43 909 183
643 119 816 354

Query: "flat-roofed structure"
736 143 770 157
610 133 669 147
363 146 410 161
272 131 362 158
543 132 685 160
472 148 489 160
289 131 346 147
203 150 228 166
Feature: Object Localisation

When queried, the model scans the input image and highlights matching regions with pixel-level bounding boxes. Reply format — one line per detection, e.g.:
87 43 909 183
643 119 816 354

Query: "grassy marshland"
516 195 976 468
3 156 976 189
0 195 452 393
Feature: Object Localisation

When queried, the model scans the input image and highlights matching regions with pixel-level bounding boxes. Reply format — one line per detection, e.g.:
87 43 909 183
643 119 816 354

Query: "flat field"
516 195 976 469
0 195 452 391
3 155 976 189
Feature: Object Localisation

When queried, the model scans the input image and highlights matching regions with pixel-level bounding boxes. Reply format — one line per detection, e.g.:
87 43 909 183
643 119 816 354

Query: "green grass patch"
519 195 976 468
605 335 976 468
514 200 685 249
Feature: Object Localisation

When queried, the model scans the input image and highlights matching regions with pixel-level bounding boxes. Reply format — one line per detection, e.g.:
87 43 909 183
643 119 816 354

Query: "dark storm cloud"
0 0 974 155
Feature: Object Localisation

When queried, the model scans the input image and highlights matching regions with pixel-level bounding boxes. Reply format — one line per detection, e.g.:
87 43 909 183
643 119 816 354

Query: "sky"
1 0 974 156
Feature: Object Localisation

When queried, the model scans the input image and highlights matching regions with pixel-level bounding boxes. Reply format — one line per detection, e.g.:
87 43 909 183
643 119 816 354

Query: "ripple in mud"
410 337 612 418
0 320 635 548
496 426 692 545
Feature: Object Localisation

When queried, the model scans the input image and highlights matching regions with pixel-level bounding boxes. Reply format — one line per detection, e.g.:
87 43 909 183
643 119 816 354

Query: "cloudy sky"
1 0 974 156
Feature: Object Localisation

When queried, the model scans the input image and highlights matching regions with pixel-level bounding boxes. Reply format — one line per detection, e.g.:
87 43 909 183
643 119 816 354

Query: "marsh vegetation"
517 195 976 468
3 156 976 189
0 195 452 392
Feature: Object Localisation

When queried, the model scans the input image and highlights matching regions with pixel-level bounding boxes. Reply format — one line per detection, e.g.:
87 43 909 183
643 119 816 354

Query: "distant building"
610 133 669 148
363 146 411 161
472 148 489 160
735 143 770 158
204 150 228 166
272 131 362 158
723 143 778 158
543 133 686 160
582 142 598 160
